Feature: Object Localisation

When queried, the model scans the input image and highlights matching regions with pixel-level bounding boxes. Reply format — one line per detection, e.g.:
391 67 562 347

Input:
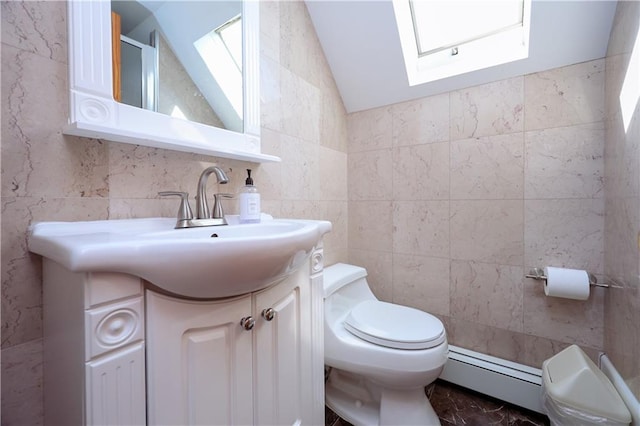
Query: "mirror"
111 1 243 133
64 0 279 163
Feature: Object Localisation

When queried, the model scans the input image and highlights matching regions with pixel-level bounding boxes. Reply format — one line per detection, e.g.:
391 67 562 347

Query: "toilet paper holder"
525 267 610 288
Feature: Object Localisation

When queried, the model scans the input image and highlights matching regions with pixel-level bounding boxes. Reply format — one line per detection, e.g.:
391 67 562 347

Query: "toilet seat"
344 300 445 350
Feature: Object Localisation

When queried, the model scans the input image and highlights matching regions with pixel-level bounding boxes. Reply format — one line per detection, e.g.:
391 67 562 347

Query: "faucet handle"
158 191 194 220
212 193 234 219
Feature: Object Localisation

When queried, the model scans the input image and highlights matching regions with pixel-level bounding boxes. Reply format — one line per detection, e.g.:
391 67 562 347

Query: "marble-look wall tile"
392 254 450 316
320 87 349 153
2 197 110 347
522 334 601 367
347 106 392 153
320 147 348 201
604 54 628 124
108 198 178 219
604 284 639 376
259 1 280 63
278 0 328 92
348 149 393 200
393 201 449 258
524 198 604 274
450 77 524 140
319 201 348 267
450 133 524 200
346 58 608 372
604 108 640 200
392 142 449 200
348 201 393 252
525 59 605 131
445 317 525 363
1 0 67 63
524 123 605 199
280 67 321 143
347 249 393 302
255 129 283 202
260 56 282 133
450 200 524 266
390 93 449 146
604 197 639 286
2 45 109 199
450 261 524 332
1 339 44 426
523 281 604 349
108 143 225 199
279 200 321 220
279 134 320 200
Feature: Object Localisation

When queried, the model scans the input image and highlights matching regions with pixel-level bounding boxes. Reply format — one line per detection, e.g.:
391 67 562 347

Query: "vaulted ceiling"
306 1 618 113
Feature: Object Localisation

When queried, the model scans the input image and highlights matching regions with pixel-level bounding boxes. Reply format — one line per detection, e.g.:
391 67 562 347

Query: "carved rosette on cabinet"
88 298 143 358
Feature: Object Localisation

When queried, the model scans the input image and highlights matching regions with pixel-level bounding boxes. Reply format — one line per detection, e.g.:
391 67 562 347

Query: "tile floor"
325 379 550 426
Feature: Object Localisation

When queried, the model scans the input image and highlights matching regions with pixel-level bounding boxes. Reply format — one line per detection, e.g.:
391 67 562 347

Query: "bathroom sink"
28 216 332 298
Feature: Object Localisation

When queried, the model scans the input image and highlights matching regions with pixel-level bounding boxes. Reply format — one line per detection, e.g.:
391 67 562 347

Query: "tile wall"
0 1 348 424
347 59 607 367
603 1 640 399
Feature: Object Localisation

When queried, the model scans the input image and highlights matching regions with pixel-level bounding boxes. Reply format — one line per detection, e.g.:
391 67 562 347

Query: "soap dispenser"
239 169 261 223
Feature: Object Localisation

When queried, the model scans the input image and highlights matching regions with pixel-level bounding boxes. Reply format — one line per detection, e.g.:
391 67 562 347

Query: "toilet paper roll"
543 267 590 300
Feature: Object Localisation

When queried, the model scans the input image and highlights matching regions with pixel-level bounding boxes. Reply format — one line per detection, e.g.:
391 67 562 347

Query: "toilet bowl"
323 263 448 425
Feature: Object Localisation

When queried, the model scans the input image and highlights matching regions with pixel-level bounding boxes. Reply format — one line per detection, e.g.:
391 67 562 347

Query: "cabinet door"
146 291 253 425
253 270 312 425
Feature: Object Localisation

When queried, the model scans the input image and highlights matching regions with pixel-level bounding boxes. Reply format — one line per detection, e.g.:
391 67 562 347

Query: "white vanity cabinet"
146 265 312 425
43 260 146 426
41 246 326 426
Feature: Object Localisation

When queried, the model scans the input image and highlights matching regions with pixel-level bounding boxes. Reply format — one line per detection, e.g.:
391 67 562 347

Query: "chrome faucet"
159 166 233 229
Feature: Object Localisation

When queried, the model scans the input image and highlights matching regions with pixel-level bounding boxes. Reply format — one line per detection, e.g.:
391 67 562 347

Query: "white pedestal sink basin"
28 215 332 298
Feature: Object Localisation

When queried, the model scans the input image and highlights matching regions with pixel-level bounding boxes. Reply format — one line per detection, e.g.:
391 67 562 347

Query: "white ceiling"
305 0 618 113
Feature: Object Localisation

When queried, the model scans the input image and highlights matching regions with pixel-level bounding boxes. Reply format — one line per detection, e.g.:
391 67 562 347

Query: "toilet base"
326 369 441 426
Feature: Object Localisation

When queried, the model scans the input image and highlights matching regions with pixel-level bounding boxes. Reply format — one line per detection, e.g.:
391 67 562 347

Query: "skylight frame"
394 0 532 86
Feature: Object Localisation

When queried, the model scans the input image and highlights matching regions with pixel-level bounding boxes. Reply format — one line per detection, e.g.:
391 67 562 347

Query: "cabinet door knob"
240 316 255 331
261 308 276 321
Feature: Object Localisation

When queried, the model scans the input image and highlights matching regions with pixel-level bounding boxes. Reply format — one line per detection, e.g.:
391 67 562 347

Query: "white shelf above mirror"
64 0 280 163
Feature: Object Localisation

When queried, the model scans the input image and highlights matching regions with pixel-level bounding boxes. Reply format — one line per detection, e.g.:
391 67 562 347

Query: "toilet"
323 263 448 425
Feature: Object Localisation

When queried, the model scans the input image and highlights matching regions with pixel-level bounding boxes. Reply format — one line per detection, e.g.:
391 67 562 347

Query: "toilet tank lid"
323 263 367 298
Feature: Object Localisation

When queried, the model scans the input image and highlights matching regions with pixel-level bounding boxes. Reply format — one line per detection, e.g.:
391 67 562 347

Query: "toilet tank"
323 263 377 302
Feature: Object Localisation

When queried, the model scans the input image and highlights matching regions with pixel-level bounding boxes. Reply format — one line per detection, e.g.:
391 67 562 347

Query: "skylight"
393 0 531 86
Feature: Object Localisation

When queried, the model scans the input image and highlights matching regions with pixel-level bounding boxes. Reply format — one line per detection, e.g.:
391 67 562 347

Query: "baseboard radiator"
440 345 640 422
438 345 544 414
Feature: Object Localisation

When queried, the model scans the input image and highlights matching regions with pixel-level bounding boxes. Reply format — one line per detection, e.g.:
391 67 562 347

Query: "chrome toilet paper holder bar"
525 267 610 288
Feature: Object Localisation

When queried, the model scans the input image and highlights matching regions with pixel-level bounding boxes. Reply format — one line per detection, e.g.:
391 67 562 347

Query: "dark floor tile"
324 379 550 426
326 405 354 426
507 406 550 426
430 380 509 425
